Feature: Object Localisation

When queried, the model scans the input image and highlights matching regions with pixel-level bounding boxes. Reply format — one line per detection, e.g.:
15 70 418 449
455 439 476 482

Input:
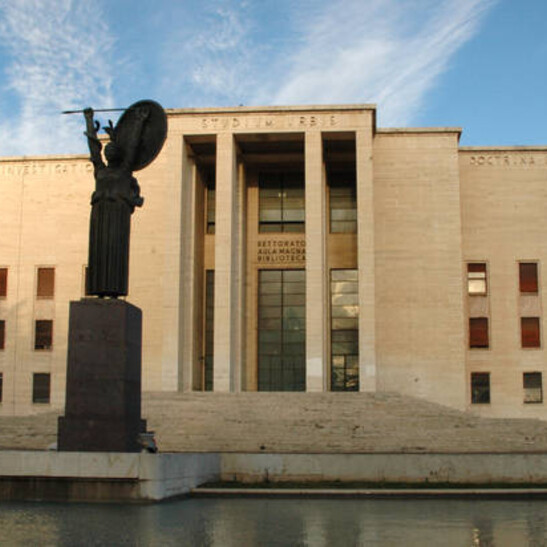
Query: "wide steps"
1 391 546 453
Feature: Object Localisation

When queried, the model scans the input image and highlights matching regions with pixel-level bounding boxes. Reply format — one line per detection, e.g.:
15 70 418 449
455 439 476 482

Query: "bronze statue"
83 100 167 297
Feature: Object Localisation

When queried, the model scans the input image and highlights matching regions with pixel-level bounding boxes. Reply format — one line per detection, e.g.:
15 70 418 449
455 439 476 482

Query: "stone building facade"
0 104 545 419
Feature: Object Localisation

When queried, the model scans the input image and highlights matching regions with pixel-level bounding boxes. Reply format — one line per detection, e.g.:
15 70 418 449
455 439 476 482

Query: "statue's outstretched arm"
83 107 105 170
123 106 149 170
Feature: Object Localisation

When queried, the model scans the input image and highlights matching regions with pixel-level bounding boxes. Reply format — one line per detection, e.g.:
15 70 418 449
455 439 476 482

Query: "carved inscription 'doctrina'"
257 239 306 264
468 154 547 167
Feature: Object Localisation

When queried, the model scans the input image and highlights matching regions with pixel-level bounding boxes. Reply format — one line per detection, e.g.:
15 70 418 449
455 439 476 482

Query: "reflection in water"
0 498 545 546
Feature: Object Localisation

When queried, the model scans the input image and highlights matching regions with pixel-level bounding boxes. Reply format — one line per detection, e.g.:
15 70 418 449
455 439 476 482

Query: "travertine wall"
0 158 92 414
460 147 547 419
373 130 466 409
0 105 546 420
0 141 182 414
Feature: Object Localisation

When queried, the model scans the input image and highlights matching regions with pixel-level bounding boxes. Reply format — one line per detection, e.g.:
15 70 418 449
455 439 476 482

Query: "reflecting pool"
0 497 546 546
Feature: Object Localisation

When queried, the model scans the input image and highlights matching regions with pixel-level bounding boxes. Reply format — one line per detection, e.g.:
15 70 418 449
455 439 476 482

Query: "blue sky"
0 0 545 155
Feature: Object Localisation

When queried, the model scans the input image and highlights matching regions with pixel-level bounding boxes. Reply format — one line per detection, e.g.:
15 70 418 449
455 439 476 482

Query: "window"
258 270 306 391
34 320 53 350
206 178 216 234
259 173 305 233
523 372 543 404
329 175 357 233
0 373 3 403
331 269 359 391
37 267 55 298
0 268 7 297
471 372 490 404
467 263 487 295
519 262 539 293
469 317 489 348
0 320 4 350
521 317 540 348
204 270 214 391
84 266 91 296
32 373 50 404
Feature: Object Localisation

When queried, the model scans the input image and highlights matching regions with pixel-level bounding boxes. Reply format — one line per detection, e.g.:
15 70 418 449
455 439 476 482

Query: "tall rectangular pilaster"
179 140 200 391
356 129 377 391
213 134 240 392
305 131 328 392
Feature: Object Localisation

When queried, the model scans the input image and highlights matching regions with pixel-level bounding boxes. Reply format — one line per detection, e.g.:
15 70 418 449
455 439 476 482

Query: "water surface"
0 497 545 546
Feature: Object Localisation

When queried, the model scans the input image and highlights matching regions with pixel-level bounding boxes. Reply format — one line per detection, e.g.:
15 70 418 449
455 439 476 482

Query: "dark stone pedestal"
58 298 146 452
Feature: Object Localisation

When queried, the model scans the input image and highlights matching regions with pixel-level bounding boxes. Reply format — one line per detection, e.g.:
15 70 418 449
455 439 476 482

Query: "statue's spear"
61 108 127 115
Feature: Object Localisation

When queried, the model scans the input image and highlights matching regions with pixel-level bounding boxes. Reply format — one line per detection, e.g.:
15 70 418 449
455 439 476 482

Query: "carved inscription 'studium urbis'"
83 100 167 297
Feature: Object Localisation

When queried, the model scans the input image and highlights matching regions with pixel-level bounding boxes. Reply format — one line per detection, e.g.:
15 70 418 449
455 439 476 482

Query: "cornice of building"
165 104 377 115
459 145 547 151
377 127 462 135
0 154 88 162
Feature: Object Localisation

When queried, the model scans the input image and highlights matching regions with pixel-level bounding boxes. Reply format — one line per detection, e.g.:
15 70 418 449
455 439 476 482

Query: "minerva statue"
82 100 167 297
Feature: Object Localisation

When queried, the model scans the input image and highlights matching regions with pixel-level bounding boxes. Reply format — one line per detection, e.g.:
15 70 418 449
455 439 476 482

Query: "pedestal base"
57 298 146 452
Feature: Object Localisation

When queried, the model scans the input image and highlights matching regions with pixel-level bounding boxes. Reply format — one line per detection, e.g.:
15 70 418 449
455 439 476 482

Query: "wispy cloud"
0 0 496 155
256 0 496 126
157 1 257 107
0 0 115 155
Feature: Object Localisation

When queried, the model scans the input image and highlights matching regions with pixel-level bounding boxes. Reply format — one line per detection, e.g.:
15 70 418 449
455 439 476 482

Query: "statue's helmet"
104 142 123 163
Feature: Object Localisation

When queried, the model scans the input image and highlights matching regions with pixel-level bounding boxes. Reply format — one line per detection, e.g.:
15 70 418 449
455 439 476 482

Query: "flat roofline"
0 154 88 162
166 104 377 115
460 145 547 151
377 127 462 135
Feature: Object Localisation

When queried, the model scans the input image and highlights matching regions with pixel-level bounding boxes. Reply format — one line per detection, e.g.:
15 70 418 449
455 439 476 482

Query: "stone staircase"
1 391 547 453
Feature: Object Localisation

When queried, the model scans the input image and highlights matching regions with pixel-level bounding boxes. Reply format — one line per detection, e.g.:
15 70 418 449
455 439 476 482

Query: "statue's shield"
115 100 167 171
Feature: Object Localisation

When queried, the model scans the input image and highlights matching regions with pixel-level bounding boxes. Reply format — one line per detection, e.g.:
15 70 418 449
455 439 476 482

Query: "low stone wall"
0 451 220 502
1 451 547 502
221 453 547 485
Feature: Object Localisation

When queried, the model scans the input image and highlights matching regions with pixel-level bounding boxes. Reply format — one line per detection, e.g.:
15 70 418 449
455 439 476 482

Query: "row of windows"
0 372 51 404
469 317 542 349
471 372 543 404
205 173 358 235
0 319 53 351
467 262 540 295
0 267 56 299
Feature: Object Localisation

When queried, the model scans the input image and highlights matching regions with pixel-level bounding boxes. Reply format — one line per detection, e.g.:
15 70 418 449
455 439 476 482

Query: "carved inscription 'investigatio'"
257 239 306 264
468 154 546 167
0 161 92 177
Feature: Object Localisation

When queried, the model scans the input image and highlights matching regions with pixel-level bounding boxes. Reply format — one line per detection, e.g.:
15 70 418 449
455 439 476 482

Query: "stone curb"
191 487 547 498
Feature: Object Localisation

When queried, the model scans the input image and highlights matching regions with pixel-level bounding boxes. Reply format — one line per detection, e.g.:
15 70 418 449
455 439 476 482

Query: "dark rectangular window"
331 269 359 391
258 270 306 391
0 373 3 403
84 266 91 296
32 373 50 404
259 173 305 233
206 178 216 234
467 263 487 295
329 176 357 233
0 268 7 297
521 317 540 348
37 267 55 298
469 317 489 348
0 320 4 350
471 372 490 404
519 263 538 293
523 372 543 404
34 320 53 350
204 270 214 391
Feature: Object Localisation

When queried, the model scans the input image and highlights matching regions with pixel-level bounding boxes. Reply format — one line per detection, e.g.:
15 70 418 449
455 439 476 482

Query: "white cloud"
0 0 497 154
157 1 256 106
0 0 115 155
255 0 496 127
